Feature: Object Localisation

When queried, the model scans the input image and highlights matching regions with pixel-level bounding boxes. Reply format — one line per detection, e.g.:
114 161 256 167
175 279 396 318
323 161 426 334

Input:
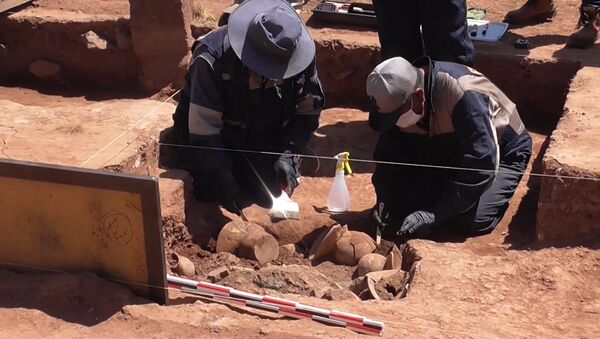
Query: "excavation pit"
0 46 581 303
153 49 581 301
2 1 600 337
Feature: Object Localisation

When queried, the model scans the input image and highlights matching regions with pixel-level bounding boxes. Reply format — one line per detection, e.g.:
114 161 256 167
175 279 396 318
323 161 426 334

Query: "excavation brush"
243 155 300 220
269 191 300 221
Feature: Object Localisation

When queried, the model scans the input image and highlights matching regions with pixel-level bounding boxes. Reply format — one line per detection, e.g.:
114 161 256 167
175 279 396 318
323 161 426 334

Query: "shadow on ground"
0 270 149 326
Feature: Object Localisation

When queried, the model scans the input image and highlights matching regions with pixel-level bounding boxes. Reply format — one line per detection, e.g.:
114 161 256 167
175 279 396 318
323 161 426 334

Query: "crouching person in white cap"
172 0 324 214
366 56 532 240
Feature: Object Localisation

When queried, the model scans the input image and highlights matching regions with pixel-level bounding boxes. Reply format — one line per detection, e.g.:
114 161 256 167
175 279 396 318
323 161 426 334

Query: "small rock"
29 60 61 81
278 244 296 258
82 31 108 50
322 288 361 301
207 266 230 282
171 253 195 278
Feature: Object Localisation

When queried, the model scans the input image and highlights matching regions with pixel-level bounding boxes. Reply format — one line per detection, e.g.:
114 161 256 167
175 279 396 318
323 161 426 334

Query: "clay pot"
333 231 376 266
356 253 387 277
171 253 195 278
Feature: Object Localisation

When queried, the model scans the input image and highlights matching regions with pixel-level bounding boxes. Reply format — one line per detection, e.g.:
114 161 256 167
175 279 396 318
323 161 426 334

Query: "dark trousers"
372 0 475 65
372 130 532 237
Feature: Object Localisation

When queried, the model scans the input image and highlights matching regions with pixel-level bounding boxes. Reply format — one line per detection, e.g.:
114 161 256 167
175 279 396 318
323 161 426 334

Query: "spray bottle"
327 152 352 213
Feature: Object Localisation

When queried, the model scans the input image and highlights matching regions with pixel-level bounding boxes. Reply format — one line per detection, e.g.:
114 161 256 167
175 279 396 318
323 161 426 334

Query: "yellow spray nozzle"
335 152 353 175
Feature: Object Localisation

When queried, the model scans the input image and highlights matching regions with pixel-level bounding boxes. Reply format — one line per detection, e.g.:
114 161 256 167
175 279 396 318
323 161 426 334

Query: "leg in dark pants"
457 132 533 235
372 0 424 61
420 0 474 65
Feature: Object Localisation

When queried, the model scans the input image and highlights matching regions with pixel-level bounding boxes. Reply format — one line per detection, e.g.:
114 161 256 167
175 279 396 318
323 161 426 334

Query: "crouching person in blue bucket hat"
172 0 324 214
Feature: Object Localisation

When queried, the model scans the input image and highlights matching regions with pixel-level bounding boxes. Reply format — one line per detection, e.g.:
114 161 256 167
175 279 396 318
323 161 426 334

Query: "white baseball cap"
366 57 420 131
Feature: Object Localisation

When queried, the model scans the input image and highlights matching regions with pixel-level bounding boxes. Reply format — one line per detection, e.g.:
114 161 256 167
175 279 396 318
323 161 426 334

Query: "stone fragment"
82 31 108 50
207 266 229 282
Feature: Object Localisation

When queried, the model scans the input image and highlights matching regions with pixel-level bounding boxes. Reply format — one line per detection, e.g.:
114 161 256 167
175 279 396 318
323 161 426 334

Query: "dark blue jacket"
374 57 530 222
173 26 324 179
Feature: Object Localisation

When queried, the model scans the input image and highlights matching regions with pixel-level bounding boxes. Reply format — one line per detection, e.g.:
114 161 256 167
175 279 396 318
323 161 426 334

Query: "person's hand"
273 157 299 196
397 210 436 236
372 202 389 230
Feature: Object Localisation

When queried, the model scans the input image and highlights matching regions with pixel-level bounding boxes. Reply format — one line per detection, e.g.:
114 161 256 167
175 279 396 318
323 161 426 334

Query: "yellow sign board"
0 159 167 304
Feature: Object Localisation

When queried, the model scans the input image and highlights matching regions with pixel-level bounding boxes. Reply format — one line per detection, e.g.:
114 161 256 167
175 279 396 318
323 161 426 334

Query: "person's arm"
187 51 242 210
274 59 324 195
283 59 324 151
400 91 498 234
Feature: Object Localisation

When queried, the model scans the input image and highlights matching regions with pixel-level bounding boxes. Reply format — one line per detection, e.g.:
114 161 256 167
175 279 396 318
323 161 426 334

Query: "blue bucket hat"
227 0 315 80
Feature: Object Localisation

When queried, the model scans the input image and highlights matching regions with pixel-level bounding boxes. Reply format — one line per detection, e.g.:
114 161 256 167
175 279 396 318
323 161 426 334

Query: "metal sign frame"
0 159 167 305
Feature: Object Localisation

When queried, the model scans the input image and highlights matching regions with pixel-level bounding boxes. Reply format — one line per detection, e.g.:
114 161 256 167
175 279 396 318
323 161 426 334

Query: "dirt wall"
129 0 193 93
537 159 600 245
0 16 137 88
474 54 580 133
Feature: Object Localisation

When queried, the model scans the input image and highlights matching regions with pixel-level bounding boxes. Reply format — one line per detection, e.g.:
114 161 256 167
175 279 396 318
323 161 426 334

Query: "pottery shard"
309 224 347 260
356 253 386 277
384 245 402 270
333 231 376 266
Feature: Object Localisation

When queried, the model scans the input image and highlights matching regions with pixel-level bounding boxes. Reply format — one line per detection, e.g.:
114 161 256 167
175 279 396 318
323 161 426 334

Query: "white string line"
73 87 599 183
0 259 493 338
79 89 181 168
158 143 600 182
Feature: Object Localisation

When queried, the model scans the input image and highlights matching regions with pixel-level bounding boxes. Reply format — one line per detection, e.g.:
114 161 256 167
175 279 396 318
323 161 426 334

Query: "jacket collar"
412 55 437 131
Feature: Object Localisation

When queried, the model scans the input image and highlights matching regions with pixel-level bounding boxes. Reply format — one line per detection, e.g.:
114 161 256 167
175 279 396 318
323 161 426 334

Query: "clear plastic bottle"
327 152 352 213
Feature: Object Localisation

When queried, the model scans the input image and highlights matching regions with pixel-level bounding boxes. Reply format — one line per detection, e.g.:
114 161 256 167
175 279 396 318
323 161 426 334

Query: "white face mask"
396 98 423 129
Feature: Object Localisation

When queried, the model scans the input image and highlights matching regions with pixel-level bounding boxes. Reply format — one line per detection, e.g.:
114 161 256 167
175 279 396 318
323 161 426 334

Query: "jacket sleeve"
430 91 499 222
187 50 233 175
281 59 324 152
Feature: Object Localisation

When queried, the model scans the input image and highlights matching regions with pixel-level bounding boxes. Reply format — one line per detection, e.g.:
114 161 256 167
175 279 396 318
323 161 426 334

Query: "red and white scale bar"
167 274 384 336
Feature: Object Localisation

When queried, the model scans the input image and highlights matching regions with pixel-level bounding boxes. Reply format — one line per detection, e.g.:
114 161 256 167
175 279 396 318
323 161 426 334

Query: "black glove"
398 210 437 236
372 202 389 232
216 171 244 215
273 155 299 196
